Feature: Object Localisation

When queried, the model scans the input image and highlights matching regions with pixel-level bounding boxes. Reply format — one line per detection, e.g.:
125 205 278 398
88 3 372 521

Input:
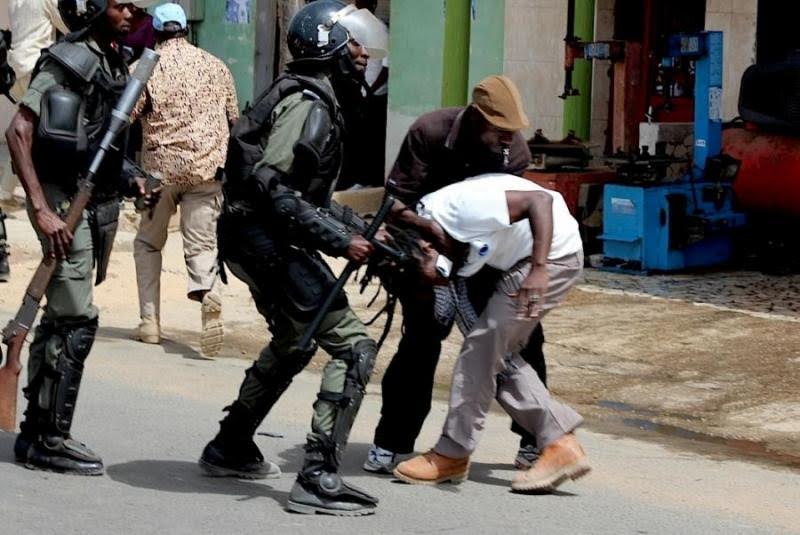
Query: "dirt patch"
2 207 799 466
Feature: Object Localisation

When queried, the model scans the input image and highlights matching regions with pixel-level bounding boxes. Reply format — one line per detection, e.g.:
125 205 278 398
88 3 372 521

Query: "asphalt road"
1 326 798 535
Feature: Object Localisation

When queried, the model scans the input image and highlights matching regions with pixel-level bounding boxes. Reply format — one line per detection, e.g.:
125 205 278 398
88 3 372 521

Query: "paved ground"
2 194 800 532
583 269 800 319
1 336 799 535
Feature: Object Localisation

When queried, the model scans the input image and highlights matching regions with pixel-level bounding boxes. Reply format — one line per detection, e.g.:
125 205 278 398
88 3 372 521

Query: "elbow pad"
271 184 352 256
292 100 332 177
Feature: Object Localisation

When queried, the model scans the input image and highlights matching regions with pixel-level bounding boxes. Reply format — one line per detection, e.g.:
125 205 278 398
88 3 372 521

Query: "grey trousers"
134 180 222 318
435 252 585 459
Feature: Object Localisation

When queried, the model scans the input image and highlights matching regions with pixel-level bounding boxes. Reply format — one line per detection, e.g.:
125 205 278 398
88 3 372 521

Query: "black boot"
0 208 9 282
15 318 104 475
287 454 378 516
199 402 280 479
24 435 104 475
14 419 38 463
16 404 103 475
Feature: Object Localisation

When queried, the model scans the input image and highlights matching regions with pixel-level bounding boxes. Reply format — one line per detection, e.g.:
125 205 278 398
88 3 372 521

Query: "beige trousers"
435 252 585 459
134 180 222 318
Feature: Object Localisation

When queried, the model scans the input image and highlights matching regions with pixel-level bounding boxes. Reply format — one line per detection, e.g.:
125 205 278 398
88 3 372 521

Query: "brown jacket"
385 107 531 204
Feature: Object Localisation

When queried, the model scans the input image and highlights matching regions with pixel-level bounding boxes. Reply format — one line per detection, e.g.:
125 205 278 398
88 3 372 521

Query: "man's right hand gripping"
34 206 73 259
345 234 375 263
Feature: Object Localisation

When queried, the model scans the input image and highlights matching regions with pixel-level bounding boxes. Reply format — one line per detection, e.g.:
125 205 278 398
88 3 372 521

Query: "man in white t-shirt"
392 173 591 493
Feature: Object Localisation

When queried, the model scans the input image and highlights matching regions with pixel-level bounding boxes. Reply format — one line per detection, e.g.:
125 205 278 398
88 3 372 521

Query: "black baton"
298 196 395 351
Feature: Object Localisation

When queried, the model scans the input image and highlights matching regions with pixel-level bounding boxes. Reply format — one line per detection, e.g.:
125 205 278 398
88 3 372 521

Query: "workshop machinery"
599 32 746 272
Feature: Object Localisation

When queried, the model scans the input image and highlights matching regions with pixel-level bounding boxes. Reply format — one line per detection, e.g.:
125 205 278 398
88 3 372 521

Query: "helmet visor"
336 8 388 60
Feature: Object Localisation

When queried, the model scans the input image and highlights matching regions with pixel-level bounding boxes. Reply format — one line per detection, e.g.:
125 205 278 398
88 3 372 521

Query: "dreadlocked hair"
356 224 427 349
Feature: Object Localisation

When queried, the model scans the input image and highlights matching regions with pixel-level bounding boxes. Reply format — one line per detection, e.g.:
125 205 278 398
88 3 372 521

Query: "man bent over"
392 173 591 493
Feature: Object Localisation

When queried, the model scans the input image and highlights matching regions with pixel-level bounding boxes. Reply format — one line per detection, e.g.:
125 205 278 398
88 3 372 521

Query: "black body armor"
224 71 345 208
31 40 128 197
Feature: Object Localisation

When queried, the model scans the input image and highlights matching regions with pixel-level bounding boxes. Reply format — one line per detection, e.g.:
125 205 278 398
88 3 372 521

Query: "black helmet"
287 0 350 65
58 0 107 32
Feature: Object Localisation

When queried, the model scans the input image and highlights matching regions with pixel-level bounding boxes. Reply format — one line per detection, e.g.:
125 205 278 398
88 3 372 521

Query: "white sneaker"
362 444 397 474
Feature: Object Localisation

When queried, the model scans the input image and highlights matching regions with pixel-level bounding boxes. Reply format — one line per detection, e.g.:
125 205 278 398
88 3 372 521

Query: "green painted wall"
387 0 447 116
387 0 505 114
385 0 507 170
194 1 257 106
468 0 505 91
442 0 471 107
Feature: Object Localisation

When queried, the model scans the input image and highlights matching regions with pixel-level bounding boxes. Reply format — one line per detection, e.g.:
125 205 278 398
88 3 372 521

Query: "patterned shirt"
133 38 239 186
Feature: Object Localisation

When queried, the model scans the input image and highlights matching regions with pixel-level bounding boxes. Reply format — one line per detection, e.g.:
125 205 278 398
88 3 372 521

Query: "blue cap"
153 3 187 31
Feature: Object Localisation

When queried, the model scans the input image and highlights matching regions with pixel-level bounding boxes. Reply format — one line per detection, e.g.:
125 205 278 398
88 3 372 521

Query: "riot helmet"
58 0 108 32
287 1 388 78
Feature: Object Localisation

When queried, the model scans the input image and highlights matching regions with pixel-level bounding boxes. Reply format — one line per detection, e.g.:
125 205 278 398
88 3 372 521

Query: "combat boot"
288 440 379 517
199 402 280 479
14 418 40 462
16 405 103 475
22 434 104 476
287 459 379 516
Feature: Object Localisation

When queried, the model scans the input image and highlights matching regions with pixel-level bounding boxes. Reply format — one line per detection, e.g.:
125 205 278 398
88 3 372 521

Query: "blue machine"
600 32 746 272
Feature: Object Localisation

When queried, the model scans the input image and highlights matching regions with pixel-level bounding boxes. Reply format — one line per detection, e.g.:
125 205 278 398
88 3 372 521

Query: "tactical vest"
31 37 128 195
224 72 345 206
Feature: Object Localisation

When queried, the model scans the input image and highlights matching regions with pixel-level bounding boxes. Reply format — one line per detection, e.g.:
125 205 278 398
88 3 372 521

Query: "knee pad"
316 338 377 406
62 317 99 364
38 317 98 434
345 339 378 389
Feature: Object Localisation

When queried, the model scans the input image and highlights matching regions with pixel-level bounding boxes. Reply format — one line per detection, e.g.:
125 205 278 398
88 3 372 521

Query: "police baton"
297 196 395 351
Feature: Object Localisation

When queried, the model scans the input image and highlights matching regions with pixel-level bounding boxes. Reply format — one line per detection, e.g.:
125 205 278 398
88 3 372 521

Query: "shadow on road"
97 326 203 359
106 460 288 504
467 462 579 496
468 462 513 488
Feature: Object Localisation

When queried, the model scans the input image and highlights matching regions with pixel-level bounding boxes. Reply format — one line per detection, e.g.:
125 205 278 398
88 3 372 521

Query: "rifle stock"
0 182 94 432
0 48 159 432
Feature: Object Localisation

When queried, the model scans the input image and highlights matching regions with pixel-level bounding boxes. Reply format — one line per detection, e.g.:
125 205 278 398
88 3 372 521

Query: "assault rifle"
298 196 398 351
0 49 160 432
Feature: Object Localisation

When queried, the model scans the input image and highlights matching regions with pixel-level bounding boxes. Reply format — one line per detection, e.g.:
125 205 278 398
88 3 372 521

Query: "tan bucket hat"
471 75 530 131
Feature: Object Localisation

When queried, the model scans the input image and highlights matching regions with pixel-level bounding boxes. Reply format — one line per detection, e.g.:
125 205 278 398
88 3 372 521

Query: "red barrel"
724 126 800 216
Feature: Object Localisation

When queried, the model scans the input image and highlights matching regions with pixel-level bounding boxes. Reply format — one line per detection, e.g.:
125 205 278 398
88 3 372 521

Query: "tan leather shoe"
136 315 161 344
511 433 590 492
393 450 469 485
200 291 224 358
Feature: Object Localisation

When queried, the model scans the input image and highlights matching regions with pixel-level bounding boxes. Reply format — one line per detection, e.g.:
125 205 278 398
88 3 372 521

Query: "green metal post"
441 0 471 107
562 0 594 140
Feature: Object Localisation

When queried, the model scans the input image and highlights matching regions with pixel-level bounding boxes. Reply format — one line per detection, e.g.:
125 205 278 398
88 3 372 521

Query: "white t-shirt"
417 174 583 277
8 0 68 99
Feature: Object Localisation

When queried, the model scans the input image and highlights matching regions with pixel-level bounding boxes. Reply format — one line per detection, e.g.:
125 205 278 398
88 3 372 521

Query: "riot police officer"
198 1 388 516
5 0 154 475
